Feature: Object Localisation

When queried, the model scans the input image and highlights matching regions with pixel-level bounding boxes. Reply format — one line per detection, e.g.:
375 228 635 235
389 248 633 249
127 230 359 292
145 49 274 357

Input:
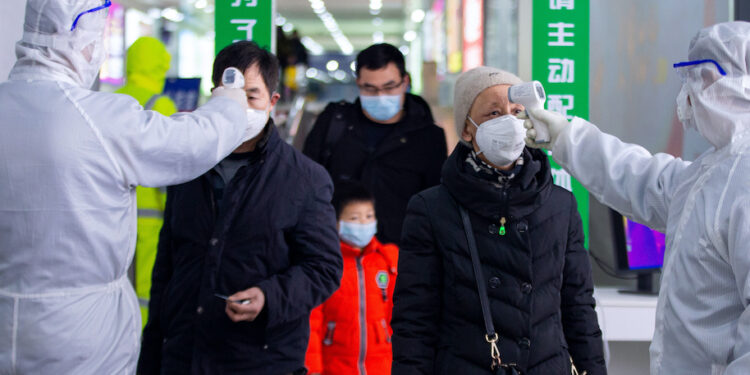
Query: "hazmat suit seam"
11 296 18 375
0 275 128 299
56 81 128 188
711 155 742 260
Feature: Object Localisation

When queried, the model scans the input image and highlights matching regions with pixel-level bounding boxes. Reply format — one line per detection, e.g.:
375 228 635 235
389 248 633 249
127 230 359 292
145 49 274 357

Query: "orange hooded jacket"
305 237 398 375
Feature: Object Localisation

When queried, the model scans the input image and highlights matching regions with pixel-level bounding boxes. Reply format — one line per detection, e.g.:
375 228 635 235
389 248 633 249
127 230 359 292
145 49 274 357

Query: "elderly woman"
391 67 606 375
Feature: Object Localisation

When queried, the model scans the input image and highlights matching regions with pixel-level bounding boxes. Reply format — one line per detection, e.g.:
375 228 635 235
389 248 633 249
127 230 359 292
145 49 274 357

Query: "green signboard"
215 0 275 55
532 0 590 247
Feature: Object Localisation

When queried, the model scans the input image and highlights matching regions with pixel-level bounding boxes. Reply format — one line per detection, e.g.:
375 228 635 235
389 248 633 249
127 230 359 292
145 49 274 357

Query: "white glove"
210 86 248 111
522 107 569 149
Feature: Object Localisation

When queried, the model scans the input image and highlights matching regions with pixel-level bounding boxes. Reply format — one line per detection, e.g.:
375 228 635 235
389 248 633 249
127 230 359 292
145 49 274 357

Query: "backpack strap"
143 94 164 111
320 101 349 168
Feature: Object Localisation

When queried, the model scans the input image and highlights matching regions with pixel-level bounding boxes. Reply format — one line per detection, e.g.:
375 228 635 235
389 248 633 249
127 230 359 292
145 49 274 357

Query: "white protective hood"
681 21 750 150
9 0 108 87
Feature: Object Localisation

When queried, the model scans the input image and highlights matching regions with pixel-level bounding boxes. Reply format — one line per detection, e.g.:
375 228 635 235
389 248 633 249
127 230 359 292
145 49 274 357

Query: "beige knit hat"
453 66 523 144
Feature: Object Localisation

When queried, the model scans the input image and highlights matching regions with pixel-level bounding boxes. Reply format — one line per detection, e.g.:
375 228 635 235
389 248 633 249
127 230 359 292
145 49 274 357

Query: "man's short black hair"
355 43 406 77
332 181 375 219
212 41 280 96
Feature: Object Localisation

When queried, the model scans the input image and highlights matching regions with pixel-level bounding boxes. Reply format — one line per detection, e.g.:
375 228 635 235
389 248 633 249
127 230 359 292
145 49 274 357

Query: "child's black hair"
332 180 375 219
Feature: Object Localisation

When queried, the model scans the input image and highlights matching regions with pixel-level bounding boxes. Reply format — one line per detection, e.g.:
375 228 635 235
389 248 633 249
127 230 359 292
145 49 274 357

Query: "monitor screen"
623 217 665 269
611 209 666 272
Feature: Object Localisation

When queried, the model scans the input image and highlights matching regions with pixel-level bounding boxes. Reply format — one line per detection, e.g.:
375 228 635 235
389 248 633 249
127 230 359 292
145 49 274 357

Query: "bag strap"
143 94 164 111
320 102 348 167
458 204 513 372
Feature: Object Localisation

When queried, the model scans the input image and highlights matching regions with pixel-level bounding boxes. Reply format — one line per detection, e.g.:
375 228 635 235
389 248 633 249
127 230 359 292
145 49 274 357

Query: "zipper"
499 188 509 236
323 321 336 346
355 256 368 375
381 318 391 343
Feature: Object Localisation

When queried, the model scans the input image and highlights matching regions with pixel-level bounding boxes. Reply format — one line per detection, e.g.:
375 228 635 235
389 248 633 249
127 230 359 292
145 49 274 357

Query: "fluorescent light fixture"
411 9 425 23
399 45 410 56
326 60 339 71
308 0 353 55
282 23 294 32
372 31 384 43
350 61 356 71
161 8 184 22
372 17 383 26
403 30 417 42
301 36 324 55
333 70 347 81
275 15 287 26
306 67 318 78
195 0 207 9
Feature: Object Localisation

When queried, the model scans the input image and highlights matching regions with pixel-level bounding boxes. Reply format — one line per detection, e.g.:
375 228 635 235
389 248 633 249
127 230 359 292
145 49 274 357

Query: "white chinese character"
551 168 573 192
548 22 575 47
231 19 257 41
550 0 574 10
548 58 575 83
231 0 258 7
547 94 574 119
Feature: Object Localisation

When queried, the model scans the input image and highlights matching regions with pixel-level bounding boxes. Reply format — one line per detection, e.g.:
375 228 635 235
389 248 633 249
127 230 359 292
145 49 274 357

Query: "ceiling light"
372 31 384 43
369 9 381 15
403 30 417 42
411 9 425 23
195 0 207 9
326 60 339 72
350 61 356 71
275 15 286 26
282 23 294 32
300 36 324 55
399 45 410 56
161 8 184 22
372 17 383 26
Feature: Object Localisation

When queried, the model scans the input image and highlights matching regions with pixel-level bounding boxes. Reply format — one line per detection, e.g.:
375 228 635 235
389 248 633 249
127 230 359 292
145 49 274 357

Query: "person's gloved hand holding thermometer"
508 80 569 149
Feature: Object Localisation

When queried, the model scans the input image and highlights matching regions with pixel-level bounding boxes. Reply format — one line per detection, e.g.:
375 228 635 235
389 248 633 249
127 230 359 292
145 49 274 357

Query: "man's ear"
269 92 281 109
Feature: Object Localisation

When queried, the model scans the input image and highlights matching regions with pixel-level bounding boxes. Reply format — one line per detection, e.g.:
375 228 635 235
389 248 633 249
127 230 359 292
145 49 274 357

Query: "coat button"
521 283 532 294
488 277 501 289
518 337 531 349
209 238 218 246
400 137 407 144
196 306 204 315
517 221 528 233
263 344 269 350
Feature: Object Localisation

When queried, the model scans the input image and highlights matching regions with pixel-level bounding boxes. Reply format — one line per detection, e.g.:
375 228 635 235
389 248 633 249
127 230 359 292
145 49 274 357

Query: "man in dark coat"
391 67 606 375
303 43 447 245
137 41 343 375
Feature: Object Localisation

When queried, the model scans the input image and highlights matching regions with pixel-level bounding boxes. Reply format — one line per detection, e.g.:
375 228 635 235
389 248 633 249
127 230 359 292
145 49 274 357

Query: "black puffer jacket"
138 124 343 375
391 144 606 375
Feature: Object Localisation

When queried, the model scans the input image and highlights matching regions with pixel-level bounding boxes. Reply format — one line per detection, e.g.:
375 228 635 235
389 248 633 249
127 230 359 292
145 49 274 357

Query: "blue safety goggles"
70 0 112 31
673 59 727 76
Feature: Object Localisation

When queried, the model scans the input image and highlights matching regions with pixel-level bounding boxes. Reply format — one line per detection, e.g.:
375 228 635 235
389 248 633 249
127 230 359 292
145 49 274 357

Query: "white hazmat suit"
528 22 750 375
0 0 249 373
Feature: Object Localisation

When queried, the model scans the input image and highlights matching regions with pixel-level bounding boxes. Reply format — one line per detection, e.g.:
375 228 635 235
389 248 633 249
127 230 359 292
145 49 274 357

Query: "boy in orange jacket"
306 181 398 375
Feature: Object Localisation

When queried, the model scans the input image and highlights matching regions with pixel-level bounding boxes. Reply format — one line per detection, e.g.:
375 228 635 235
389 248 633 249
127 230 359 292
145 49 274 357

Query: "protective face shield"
467 115 526 167
339 220 378 248
12 0 111 88
360 94 402 122
672 22 750 149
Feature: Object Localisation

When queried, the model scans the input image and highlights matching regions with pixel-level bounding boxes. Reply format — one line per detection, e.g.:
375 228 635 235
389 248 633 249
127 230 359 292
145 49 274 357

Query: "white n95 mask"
244 108 269 141
468 115 526 167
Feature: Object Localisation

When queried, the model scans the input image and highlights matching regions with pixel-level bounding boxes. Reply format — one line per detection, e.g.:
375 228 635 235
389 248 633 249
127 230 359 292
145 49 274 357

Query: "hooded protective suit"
547 22 750 375
0 1 247 373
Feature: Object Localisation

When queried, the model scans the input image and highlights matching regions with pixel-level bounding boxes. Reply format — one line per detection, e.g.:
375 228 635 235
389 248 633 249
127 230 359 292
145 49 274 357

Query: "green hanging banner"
215 0 275 55
532 0 590 248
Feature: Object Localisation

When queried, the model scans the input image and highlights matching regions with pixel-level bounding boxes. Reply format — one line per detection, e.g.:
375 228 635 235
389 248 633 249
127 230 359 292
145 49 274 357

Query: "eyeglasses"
673 59 727 86
358 78 406 96
70 0 112 31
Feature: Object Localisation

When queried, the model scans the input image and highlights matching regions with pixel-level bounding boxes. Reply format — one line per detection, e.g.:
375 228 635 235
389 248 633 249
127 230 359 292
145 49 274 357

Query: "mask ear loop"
466 115 485 157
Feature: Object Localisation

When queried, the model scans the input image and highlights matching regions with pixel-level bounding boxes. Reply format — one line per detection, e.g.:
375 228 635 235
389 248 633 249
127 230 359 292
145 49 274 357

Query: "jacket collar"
340 236 381 257
441 143 553 220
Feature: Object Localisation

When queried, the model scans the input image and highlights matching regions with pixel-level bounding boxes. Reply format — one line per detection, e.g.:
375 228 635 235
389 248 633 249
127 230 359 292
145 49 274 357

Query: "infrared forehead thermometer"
221 67 245 89
508 81 549 143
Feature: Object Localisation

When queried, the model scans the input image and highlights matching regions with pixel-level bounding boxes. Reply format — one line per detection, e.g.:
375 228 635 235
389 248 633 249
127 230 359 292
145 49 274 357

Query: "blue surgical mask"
339 220 378 248
360 95 402 122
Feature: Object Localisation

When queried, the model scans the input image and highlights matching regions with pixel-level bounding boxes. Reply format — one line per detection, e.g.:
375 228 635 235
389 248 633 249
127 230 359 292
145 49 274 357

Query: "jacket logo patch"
376 271 389 289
